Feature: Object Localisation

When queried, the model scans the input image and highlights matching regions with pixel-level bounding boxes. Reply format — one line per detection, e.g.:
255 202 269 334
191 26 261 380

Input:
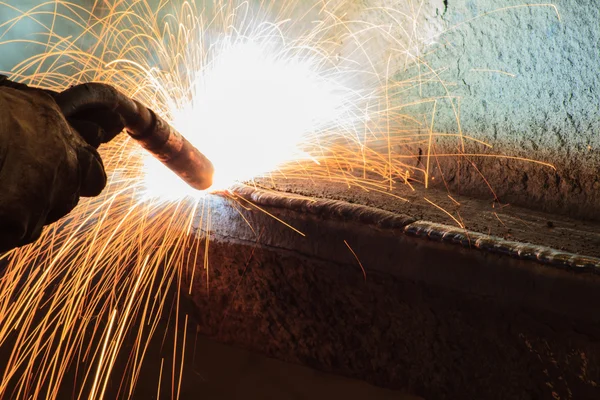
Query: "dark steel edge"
229 184 600 273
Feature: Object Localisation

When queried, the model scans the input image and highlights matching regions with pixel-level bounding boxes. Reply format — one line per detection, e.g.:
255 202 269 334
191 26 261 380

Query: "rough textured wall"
429 0 599 219
346 0 598 218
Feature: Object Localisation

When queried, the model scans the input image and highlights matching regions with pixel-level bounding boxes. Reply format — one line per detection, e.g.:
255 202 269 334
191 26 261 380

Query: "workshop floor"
100 294 420 400
177 334 420 400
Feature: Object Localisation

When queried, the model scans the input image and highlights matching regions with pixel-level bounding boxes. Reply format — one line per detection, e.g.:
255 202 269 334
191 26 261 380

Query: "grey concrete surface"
346 0 600 218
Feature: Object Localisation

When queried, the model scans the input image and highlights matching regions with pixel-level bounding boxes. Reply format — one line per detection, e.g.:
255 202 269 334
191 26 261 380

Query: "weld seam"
230 185 600 273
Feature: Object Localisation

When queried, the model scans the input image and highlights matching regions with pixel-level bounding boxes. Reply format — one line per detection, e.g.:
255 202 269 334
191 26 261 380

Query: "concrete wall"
344 0 599 218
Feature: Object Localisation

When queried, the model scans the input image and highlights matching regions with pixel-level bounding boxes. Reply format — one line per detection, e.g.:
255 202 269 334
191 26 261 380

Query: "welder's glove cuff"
0 75 125 147
0 74 59 97
0 80 113 251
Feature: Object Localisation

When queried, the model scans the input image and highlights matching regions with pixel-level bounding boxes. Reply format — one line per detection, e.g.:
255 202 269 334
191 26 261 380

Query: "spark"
493 212 507 228
447 194 461 206
344 240 367 282
423 196 465 228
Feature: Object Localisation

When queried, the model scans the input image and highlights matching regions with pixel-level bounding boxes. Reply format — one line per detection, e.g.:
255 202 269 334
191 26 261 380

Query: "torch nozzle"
55 83 214 190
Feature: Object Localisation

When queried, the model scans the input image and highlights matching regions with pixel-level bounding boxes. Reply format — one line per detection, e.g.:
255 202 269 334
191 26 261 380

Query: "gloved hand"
0 76 124 252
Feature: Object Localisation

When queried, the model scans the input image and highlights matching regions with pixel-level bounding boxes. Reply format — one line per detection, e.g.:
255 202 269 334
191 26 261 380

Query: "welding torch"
55 83 214 190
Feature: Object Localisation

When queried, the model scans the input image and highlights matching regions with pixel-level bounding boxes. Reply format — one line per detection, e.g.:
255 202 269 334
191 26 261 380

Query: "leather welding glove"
0 78 124 252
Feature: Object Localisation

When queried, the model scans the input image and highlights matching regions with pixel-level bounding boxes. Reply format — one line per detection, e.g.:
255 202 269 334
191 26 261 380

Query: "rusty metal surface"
184 186 600 399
